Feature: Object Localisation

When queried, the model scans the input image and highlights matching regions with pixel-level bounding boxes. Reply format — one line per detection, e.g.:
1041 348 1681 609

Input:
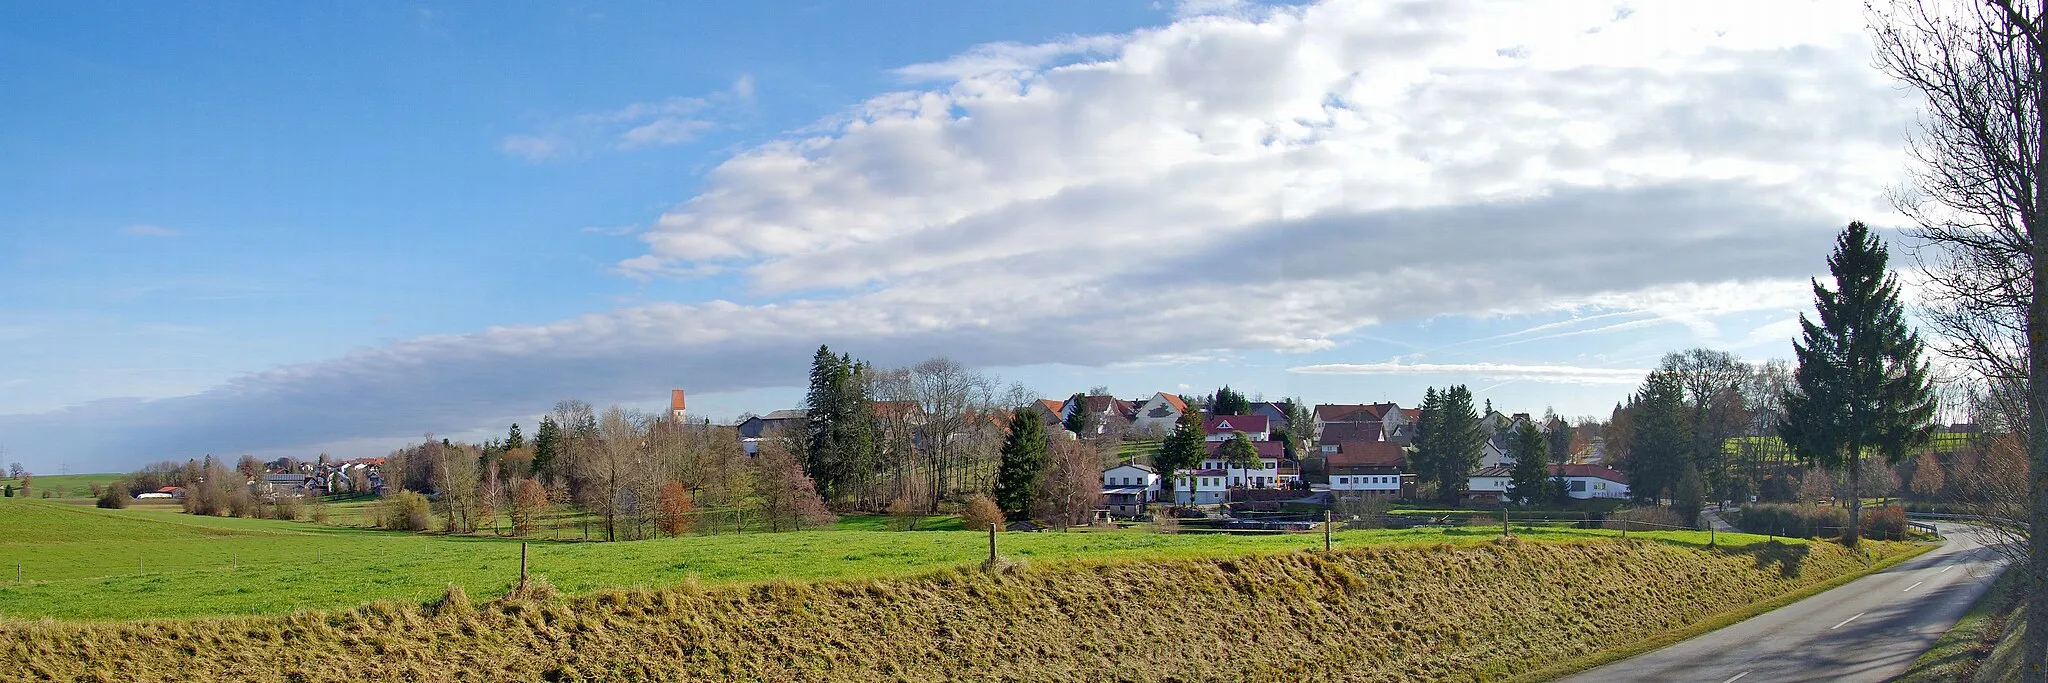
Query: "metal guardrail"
1905 511 2028 528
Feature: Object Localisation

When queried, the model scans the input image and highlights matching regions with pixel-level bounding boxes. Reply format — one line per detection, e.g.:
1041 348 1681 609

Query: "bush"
378 491 433 531
885 497 920 532
1860 506 1908 541
95 482 129 509
1147 505 1178 534
226 488 259 518
1603 506 1688 531
1332 495 1392 529
960 495 1003 532
272 495 303 521
1734 503 1849 539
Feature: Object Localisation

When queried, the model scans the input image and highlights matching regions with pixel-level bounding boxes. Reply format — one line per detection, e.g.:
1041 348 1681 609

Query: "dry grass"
2 537 1916 682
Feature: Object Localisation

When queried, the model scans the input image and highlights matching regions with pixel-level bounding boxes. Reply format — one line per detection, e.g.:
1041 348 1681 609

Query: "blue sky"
1 1 1918 473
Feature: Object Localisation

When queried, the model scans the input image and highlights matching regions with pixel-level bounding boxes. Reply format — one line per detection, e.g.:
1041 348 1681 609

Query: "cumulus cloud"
7 0 1916 468
1290 361 1649 386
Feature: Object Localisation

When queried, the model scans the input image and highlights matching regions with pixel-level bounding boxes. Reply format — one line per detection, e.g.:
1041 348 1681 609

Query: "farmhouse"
1167 469 1230 505
1327 442 1407 497
1199 440 1288 488
1202 415 1269 442
1129 392 1190 435
1100 462 1161 516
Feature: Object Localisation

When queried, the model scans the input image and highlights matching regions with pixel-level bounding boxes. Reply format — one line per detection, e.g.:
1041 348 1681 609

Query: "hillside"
4 536 1919 682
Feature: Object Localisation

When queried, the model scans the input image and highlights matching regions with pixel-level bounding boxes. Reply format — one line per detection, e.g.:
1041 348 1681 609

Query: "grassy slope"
0 473 124 500
6 499 1775 621
2 536 1919 682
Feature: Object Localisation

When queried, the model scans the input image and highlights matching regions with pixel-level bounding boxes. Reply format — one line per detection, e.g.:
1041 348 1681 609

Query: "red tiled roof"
1401 408 1420 421
1551 464 1628 484
1082 395 1135 420
1314 404 1373 422
1204 441 1287 458
1037 399 1065 417
873 400 923 418
1159 393 1189 412
1362 402 1399 419
1203 415 1270 435
1327 442 1406 468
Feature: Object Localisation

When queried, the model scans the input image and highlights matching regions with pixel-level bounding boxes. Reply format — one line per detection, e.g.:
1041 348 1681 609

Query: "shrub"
272 495 303 521
885 497 920 532
226 488 259 518
1860 506 1908 541
656 482 694 537
1147 505 1178 534
1734 503 1849 539
95 482 129 509
378 491 433 531
1332 495 1392 529
960 495 1003 532
1603 506 1687 531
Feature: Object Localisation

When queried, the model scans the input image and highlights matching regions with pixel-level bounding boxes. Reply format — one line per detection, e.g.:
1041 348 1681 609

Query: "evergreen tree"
1413 385 1486 505
531 416 561 480
505 423 525 451
803 345 843 489
1779 221 1937 546
1505 421 1551 505
1211 385 1251 416
1063 392 1090 435
1157 407 1208 506
1625 371 1691 504
993 410 1047 515
801 346 881 504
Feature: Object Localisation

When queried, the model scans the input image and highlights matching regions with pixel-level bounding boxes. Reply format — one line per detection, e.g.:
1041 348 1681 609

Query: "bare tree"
579 406 649 542
1038 439 1104 528
1869 1 2048 671
1660 349 1753 502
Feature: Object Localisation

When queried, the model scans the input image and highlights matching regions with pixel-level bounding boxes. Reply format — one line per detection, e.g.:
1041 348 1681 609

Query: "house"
737 409 807 439
1552 464 1630 500
1063 395 1135 436
1026 399 1068 429
1199 440 1288 488
1249 401 1293 433
1313 402 1405 442
1101 463 1161 516
1167 469 1230 505
258 473 309 496
1203 415 1270 442
1465 466 1514 504
1327 442 1408 497
1129 392 1190 435
1318 422 1382 453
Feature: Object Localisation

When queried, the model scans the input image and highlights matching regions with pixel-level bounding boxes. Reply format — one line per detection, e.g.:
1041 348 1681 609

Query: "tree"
1780 222 1937 548
1412 386 1486 506
993 410 1047 515
1063 392 1090 435
236 455 264 479
1280 398 1315 460
579 406 651 542
1659 348 1752 502
96 480 129 509
755 441 834 532
508 477 548 536
532 416 561 482
1219 431 1260 472
802 346 882 505
505 423 525 451
1505 421 1551 505
656 481 694 537
1673 465 1705 528
961 494 1004 531
5 462 22 479
1626 371 1692 504
1156 407 1207 506
1038 439 1103 527
1211 385 1251 416
1909 451 1945 497
1868 3 2048 669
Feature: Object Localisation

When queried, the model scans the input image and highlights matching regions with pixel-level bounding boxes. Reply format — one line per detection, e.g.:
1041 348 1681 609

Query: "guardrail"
1904 511 2028 528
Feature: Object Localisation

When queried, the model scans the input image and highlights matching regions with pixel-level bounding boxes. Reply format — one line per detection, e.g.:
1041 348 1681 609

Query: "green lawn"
1 473 125 501
0 498 1796 621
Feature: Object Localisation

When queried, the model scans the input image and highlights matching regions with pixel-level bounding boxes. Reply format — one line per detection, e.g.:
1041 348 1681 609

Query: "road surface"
1553 523 2005 683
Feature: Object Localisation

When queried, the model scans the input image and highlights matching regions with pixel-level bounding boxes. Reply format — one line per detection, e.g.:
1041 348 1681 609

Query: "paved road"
1554 523 2006 683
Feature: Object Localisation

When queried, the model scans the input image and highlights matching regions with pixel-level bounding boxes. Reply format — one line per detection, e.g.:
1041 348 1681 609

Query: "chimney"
670 389 687 418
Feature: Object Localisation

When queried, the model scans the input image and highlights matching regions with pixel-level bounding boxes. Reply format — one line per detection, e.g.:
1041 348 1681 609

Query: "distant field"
0 499 1780 621
0 472 124 500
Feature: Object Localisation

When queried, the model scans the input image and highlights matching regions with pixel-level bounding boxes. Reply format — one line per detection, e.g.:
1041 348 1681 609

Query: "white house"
1130 392 1190 434
1553 464 1630 500
1101 463 1162 516
1465 466 1513 504
1203 415 1270 442
1168 469 1230 505
1200 440 1287 488
1326 442 1407 496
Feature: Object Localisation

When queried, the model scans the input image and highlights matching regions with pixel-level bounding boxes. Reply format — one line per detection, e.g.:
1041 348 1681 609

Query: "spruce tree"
1157 407 1208 506
1779 221 1936 546
993 410 1047 516
1625 371 1690 504
531 416 561 480
803 345 843 493
1063 392 1090 436
1413 386 1485 505
505 423 525 451
1505 421 1551 505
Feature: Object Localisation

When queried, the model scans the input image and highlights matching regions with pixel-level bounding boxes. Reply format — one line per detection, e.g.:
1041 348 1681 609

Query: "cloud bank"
6 0 1912 469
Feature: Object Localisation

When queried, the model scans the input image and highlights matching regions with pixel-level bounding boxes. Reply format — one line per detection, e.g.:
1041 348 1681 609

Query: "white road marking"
1832 613 1864 630
1942 565 1954 573
1720 672 1750 683
1904 581 1924 592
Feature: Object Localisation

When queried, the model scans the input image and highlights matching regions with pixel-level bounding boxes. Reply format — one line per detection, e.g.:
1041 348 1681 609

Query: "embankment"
3 537 1914 682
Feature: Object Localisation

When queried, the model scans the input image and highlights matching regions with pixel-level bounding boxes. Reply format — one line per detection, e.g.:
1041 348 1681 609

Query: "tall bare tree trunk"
2030 59 2048 673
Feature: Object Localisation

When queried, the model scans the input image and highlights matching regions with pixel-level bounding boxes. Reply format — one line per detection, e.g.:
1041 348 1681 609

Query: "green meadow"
0 499 1783 621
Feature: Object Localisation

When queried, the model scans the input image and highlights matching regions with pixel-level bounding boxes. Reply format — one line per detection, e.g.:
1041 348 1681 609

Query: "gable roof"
759 409 808 421
1106 462 1158 474
1203 415 1270 435
1551 464 1629 484
1315 404 1374 422
1326 441 1405 468
1318 422 1382 444
1036 399 1066 418
1157 393 1189 412
1080 395 1135 420
1204 440 1287 459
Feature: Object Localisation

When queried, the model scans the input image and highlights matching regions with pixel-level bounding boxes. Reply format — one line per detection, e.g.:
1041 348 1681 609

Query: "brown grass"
1 538 1915 682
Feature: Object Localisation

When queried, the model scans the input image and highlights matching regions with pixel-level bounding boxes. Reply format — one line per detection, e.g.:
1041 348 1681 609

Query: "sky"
0 0 1923 474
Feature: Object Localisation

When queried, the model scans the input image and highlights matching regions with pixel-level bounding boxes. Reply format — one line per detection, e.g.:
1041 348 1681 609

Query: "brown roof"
1318 422 1382 444
1081 395 1135 420
1159 393 1189 412
873 400 923 419
1327 442 1405 468
1315 404 1374 422
1203 415 1269 436
1551 464 1628 484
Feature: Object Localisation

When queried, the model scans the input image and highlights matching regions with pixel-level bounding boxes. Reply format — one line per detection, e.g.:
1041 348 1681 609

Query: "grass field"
0 472 124 501
0 498 1788 621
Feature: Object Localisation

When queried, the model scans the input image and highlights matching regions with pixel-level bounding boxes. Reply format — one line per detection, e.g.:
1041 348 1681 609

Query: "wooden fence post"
520 542 529 586
1324 510 1333 552
988 523 999 563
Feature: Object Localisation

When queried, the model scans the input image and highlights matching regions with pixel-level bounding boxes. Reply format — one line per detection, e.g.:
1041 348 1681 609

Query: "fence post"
988 523 998 563
1324 510 1333 552
520 542 529 586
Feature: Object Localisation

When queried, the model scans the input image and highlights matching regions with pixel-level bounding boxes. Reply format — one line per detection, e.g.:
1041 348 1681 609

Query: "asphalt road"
1553 523 2006 683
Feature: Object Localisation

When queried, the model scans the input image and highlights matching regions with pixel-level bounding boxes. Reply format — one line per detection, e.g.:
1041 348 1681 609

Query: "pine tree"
1625 371 1691 504
505 423 525 451
803 345 843 492
1063 392 1090 436
531 416 561 481
1219 431 1260 470
1779 221 1937 547
994 410 1047 515
1157 407 1208 506
1505 421 1551 505
1211 386 1250 416
1413 386 1486 505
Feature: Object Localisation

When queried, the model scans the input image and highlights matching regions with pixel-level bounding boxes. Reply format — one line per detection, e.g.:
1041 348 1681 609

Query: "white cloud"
9 0 1921 468
500 76 755 160
122 224 180 237
1289 361 1649 385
